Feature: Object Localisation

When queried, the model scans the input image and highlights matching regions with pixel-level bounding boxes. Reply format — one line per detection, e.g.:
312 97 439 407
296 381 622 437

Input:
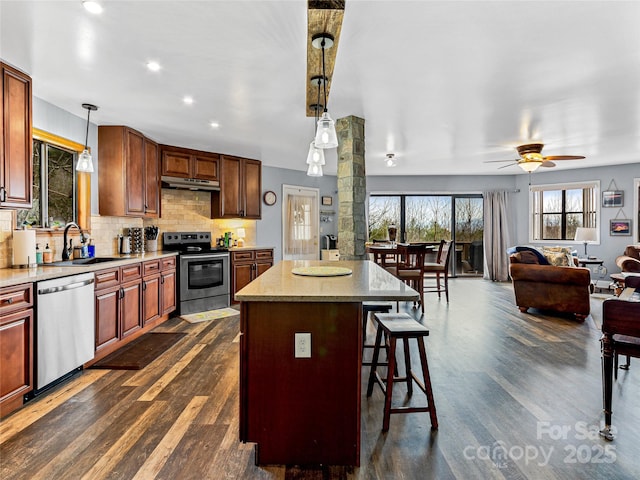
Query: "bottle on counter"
43 243 53 264
35 244 43 264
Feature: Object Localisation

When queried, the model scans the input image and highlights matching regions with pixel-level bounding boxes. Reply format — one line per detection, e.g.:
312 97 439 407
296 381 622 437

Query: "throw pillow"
517 250 540 264
542 246 574 267
515 246 549 265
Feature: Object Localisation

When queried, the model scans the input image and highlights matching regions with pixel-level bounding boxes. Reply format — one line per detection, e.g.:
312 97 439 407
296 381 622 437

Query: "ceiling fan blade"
484 158 520 163
543 155 585 161
497 162 518 170
541 161 556 168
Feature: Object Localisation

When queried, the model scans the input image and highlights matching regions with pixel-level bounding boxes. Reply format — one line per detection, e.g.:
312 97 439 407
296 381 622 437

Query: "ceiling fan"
485 143 585 172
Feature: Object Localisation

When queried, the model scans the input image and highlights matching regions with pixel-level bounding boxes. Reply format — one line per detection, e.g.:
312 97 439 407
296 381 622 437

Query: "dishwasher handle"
38 278 95 296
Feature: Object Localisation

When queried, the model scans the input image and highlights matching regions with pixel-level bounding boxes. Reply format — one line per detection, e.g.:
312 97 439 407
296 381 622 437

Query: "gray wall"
260 166 338 261
513 163 640 276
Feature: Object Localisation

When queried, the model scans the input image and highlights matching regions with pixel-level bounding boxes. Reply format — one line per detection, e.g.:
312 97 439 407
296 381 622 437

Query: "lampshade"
518 161 542 173
237 228 246 239
77 103 98 173
574 227 597 243
307 162 323 177
306 141 326 166
77 149 94 173
314 112 338 149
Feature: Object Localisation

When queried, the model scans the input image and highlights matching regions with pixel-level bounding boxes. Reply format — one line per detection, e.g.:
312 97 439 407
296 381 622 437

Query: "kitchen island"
236 259 419 466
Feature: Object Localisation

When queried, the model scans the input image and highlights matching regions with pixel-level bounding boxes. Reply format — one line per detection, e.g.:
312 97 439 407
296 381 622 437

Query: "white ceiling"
1 0 639 177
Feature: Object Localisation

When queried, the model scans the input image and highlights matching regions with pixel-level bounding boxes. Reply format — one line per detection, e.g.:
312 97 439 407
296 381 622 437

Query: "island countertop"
235 259 419 302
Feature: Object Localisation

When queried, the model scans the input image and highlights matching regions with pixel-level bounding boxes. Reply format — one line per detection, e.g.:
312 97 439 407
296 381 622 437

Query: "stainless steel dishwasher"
36 272 95 391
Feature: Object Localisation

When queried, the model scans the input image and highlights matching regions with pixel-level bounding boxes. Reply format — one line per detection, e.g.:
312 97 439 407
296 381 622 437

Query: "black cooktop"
162 232 228 253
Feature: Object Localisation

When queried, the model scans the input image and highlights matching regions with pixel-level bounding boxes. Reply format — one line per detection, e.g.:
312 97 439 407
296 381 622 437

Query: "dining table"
366 243 436 267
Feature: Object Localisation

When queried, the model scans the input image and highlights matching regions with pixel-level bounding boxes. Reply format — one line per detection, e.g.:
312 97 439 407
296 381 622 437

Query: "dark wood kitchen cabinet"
98 126 159 218
0 283 33 418
212 155 261 219
94 263 142 353
1 62 32 208
160 145 219 181
231 248 273 303
142 256 176 325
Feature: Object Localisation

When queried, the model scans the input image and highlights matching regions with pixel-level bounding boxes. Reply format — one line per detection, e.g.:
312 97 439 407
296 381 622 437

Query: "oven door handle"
181 253 228 261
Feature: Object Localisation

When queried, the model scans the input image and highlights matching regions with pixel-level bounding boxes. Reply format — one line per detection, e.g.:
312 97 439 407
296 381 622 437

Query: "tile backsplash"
1 188 257 266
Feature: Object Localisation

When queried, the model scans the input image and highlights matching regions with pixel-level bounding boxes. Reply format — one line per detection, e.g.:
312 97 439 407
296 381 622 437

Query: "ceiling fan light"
76 149 94 172
306 141 326 166
523 152 544 162
314 112 338 149
518 161 542 173
306 162 323 177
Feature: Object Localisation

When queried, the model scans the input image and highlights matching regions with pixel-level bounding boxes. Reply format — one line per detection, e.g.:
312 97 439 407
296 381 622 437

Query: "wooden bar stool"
362 303 393 366
366 313 438 432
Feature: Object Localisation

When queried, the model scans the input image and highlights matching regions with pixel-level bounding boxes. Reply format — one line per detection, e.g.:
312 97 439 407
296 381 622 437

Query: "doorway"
282 185 320 260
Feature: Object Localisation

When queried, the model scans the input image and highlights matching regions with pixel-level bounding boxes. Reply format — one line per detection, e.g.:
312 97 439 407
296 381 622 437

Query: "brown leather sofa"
615 245 640 273
509 251 591 320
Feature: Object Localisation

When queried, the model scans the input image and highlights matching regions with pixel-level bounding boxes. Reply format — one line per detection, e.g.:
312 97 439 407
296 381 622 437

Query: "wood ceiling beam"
306 1 345 117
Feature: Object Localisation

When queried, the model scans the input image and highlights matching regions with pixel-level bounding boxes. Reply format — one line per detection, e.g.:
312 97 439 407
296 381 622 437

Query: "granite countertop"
235 259 419 302
0 251 178 288
229 246 274 251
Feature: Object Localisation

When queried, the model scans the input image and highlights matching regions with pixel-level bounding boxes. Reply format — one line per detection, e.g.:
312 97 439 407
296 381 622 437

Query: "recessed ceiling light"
210 122 220 129
146 61 161 72
82 1 103 14
183 96 194 105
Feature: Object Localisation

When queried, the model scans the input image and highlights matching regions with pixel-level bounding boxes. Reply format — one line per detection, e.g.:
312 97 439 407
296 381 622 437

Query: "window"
530 181 599 242
15 129 90 230
17 139 76 227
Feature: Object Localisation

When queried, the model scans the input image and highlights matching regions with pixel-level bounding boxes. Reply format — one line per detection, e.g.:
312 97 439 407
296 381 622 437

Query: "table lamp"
574 227 597 257
236 228 246 247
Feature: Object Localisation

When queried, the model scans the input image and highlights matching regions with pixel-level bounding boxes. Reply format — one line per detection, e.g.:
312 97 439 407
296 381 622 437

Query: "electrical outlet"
294 333 311 358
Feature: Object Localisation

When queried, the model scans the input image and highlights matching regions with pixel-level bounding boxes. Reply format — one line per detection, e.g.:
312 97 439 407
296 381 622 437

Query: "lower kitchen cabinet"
94 264 142 353
142 256 176 324
231 248 273 303
0 283 33 418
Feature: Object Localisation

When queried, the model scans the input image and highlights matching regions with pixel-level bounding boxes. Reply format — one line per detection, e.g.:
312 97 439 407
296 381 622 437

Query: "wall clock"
263 190 277 206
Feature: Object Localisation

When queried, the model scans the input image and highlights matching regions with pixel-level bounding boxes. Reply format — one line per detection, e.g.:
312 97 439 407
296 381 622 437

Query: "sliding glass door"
368 193 483 276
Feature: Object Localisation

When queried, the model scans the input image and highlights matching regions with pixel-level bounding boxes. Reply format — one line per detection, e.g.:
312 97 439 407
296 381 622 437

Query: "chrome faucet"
62 222 84 261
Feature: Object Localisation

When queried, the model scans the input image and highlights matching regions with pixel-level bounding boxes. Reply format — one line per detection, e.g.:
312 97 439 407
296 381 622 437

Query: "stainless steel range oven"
163 232 230 314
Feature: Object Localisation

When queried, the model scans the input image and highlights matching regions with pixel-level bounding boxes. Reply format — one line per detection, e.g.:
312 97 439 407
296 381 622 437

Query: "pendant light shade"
306 141 326 166
77 103 98 173
306 162 323 177
314 112 338 149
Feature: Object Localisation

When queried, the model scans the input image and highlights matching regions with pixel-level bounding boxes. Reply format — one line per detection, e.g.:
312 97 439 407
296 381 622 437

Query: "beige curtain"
285 194 315 258
483 190 512 281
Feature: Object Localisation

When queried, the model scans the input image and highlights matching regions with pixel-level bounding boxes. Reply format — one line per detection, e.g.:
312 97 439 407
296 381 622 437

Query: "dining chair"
387 243 427 313
423 240 453 302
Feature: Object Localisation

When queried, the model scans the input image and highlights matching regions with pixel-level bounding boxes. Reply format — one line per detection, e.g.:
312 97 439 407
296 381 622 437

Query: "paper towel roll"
12 230 37 267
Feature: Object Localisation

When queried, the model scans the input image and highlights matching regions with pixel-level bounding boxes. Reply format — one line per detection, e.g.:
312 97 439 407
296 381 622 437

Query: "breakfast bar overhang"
236 260 419 466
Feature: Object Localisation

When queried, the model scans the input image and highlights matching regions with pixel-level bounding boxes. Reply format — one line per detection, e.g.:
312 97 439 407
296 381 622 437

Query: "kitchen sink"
43 257 121 267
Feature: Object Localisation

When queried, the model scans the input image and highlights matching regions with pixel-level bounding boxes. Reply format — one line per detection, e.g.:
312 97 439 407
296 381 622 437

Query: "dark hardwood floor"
1 279 639 479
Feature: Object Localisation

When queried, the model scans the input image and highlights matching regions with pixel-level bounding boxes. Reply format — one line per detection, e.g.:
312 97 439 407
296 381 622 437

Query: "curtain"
483 190 512 281
285 194 315 258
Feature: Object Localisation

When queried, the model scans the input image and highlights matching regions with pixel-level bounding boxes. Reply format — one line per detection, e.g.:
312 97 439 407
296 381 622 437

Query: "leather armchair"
509 253 591 320
615 245 640 273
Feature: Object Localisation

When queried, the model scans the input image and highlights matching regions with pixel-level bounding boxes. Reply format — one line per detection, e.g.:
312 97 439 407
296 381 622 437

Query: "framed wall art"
610 219 631 236
602 190 624 207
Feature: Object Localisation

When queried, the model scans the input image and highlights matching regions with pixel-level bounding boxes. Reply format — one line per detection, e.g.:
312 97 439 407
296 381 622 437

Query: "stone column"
336 115 367 260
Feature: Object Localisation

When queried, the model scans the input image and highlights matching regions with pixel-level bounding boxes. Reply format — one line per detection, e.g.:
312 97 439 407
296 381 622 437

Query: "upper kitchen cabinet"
98 126 159 218
212 155 261 219
160 145 218 181
0 62 32 208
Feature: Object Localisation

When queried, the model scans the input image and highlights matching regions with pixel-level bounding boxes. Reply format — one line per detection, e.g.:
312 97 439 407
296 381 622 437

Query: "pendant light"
77 103 98 172
306 76 326 176
311 33 338 149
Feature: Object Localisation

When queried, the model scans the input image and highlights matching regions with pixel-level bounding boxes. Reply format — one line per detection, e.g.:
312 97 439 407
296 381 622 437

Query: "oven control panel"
163 232 211 246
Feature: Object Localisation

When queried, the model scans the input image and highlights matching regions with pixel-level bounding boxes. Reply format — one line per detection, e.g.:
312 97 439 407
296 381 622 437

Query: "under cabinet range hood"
161 175 220 191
